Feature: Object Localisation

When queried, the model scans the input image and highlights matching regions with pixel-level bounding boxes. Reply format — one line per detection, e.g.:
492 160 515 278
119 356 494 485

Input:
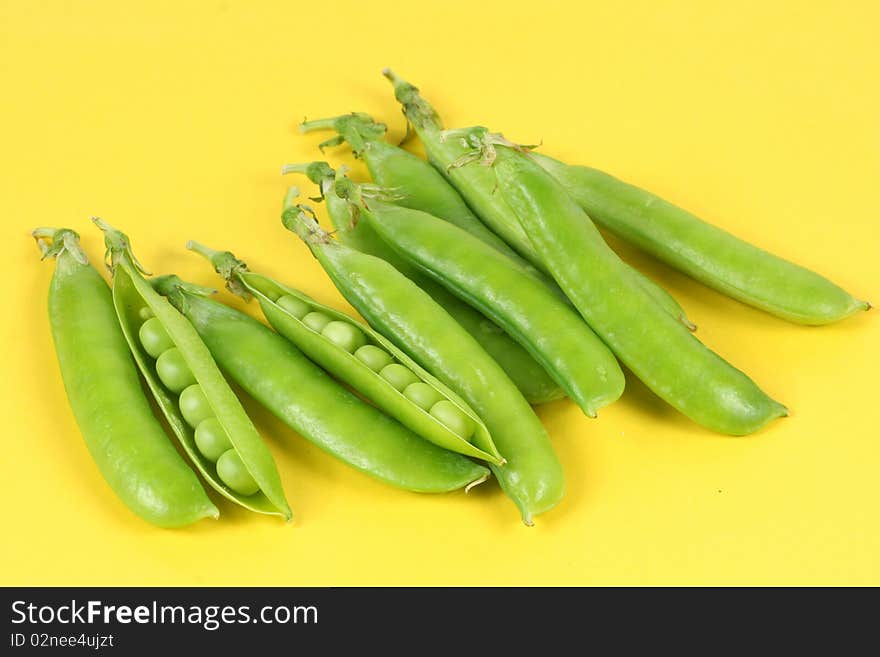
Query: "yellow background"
2 1 877 586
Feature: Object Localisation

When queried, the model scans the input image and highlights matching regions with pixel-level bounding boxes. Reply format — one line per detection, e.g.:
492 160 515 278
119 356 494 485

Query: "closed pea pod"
282 161 565 404
281 198 563 525
529 151 870 325
94 219 291 519
299 113 536 269
485 147 789 435
325 175 625 417
381 70 695 330
151 274 490 494
32 228 217 527
384 69 533 264
186 241 504 465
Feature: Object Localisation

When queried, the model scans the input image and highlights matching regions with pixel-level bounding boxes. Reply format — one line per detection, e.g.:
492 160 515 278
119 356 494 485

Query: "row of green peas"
136 307 259 495
274 294 476 441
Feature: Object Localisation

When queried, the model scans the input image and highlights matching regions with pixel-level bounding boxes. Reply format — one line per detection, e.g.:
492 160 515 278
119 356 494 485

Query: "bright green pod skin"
284 162 564 405
185 242 505 465
95 220 291 519
360 198 625 417
386 72 534 265
381 71 696 330
283 205 564 525
529 151 870 325
33 228 217 528
300 114 531 267
153 276 490 494
362 130 693 328
491 149 789 436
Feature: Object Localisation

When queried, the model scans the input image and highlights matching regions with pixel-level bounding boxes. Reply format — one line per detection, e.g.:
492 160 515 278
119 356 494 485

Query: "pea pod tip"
681 315 698 332
464 472 491 494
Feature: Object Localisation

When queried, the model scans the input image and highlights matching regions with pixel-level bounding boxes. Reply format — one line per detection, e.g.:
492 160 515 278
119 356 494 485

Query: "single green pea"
277 294 311 319
430 400 476 441
179 384 213 428
302 311 332 332
194 417 233 462
380 363 420 391
321 320 367 353
403 382 445 410
354 344 394 371
138 306 154 321
155 347 197 394
216 449 260 496
138 317 174 359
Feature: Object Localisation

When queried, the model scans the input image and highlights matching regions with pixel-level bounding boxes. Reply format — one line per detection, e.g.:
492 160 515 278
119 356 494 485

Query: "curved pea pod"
629 268 697 331
33 228 218 528
529 151 870 325
283 161 565 404
281 200 563 525
487 149 789 435
381 71 696 331
151 275 491 494
186 242 504 466
353 197 625 417
94 219 291 520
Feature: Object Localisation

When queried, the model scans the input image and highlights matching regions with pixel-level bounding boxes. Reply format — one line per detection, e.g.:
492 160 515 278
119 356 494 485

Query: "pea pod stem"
300 116 344 133
300 113 388 155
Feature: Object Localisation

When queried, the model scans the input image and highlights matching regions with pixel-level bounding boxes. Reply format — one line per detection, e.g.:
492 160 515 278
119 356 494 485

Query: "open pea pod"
187 241 504 466
95 219 291 520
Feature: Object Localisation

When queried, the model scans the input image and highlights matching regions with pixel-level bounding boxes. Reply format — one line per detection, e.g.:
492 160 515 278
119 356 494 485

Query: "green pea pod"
381 71 696 331
282 197 563 525
529 151 870 325
186 242 504 465
283 161 565 404
487 148 789 435
300 113 535 268
630 266 697 331
33 228 217 528
94 219 291 520
384 69 532 263
152 274 491 494
320 175 625 418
